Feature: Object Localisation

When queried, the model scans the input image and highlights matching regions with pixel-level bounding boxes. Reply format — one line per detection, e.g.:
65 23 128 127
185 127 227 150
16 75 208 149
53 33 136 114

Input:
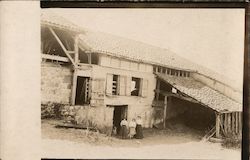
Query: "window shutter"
141 79 148 97
126 76 131 96
91 78 105 106
106 74 113 95
119 76 126 96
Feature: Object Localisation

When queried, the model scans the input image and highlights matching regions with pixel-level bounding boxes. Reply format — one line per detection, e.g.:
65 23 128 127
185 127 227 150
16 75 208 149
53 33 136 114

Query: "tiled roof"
156 73 242 112
79 31 239 91
41 11 84 33
40 11 240 91
79 30 198 71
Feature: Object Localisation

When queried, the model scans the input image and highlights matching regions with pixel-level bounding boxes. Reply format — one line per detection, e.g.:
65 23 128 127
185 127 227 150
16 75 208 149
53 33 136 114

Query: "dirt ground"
42 119 241 159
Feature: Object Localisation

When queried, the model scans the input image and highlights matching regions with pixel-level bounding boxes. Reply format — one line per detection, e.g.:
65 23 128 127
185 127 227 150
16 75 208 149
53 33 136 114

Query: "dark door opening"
75 76 90 105
112 105 128 135
165 97 215 137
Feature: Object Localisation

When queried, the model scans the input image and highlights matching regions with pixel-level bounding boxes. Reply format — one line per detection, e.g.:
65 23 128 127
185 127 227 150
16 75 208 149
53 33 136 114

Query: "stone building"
41 12 242 138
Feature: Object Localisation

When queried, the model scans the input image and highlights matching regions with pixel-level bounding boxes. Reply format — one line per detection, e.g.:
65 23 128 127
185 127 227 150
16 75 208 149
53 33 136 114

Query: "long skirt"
120 125 128 139
135 124 143 139
129 127 136 138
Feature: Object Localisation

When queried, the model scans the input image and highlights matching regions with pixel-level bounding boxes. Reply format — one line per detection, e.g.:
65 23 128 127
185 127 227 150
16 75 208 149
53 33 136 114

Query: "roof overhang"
155 73 242 113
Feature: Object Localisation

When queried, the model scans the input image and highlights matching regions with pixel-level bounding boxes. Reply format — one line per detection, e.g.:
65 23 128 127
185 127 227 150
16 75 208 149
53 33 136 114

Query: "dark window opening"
162 68 166 74
157 67 161 73
171 69 175 76
183 72 186 77
75 76 90 105
91 53 99 65
79 49 89 64
180 71 183 77
112 75 119 95
153 66 156 72
131 77 141 96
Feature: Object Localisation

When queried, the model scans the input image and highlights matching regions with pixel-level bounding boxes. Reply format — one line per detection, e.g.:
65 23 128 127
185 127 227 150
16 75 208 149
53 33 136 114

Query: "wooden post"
215 113 220 138
156 80 160 101
71 69 78 105
163 96 168 128
74 36 79 64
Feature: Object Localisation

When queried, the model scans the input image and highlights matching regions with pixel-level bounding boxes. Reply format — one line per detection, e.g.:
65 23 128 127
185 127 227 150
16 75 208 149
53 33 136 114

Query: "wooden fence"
216 111 242 138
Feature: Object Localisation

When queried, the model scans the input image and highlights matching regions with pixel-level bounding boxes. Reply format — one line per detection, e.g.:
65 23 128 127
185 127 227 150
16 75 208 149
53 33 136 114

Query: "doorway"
75 76 90 105
112 105 128 135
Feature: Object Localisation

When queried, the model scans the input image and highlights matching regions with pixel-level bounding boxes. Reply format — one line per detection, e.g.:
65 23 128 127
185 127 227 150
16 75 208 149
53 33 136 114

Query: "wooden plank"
41 54 70 62
220 114 224 135
141 79 148 97
224 113 228 134
216 113 220 138
239 112 242 135
106 74 113 95
236 112 239 134
49 27 76 67
232 112 235 134
227 113 231 134
163 96 168 128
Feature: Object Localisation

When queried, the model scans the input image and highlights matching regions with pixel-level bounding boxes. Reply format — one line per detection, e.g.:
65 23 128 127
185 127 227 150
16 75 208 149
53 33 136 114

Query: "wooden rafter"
49 27 77 68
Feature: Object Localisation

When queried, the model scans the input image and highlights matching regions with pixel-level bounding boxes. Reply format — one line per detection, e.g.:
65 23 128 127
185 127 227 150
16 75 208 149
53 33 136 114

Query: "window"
131 77 141 96
112 75 119 95
106 74 147 97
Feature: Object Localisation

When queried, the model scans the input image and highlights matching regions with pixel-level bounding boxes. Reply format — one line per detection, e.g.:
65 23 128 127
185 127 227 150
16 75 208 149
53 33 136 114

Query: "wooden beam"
49 27 77 68
163 96 168 128
41 54 70 62
216 113 221 138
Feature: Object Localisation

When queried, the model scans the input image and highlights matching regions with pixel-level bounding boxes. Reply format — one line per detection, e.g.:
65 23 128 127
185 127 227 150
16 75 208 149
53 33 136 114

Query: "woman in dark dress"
120 118 128 139
135 116 143 139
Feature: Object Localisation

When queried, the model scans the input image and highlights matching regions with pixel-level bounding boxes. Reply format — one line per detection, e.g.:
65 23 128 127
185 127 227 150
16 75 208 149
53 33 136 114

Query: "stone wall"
41 62 73 104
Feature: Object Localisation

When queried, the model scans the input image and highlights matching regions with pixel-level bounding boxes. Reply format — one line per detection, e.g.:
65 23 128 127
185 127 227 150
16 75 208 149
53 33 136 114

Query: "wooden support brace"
49 27 77 68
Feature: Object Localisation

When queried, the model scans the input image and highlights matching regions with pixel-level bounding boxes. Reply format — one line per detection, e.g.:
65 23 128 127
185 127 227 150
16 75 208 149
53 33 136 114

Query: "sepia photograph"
40 8 244 159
